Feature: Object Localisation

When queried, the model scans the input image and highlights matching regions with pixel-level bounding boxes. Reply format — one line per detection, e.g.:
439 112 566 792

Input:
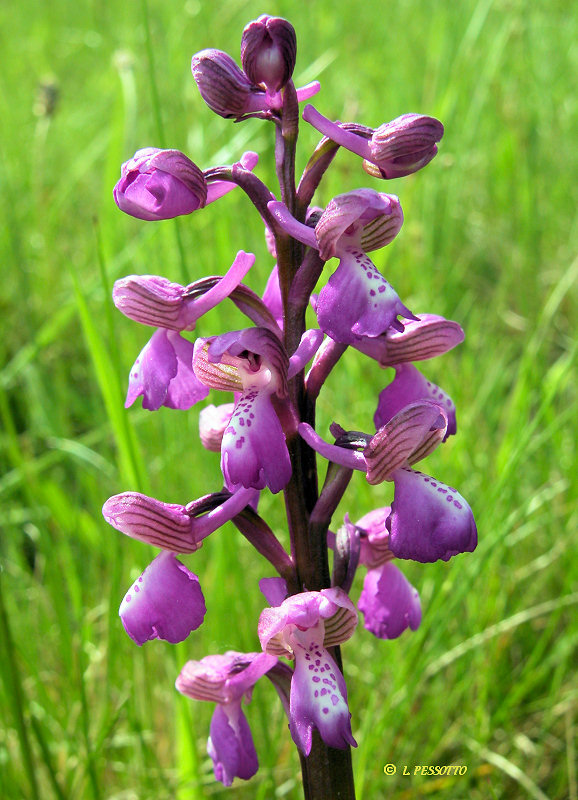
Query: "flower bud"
114 148 207 221
241 15 297 94
192 49 259 118
363 114 444 179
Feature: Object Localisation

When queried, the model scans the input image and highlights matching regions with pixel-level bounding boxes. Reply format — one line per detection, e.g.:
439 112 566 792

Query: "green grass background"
1 0 576 798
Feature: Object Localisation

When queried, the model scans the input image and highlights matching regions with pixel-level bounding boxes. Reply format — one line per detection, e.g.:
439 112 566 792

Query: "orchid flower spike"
299 399 477 562
303 105 444 179
268 190 416 344
176 651 277 786
193 327 292 493
259 588 358 755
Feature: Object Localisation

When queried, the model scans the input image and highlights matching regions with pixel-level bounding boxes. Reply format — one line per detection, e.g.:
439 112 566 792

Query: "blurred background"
0 0 576 798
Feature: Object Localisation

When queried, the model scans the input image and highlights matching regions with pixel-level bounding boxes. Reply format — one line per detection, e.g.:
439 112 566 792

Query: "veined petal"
355 507 394 569
164 332 210 410
119 552 206 645
102 491 200 553
364 400 447 483
193 338 244 392
113 275 188 330
353 314 465 366
259 588 357 658
289 622 357 755
176 651 277 704
358 563 421 639
314 190 394 261
387 468 477 562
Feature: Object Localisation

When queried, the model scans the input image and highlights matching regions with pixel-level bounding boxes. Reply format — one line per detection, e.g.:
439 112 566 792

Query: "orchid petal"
387 468 477 562
119 552 206 645
358 562 421 639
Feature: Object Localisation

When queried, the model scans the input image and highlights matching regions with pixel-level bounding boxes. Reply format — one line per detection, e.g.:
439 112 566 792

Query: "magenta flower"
176 651 277 786
114 251 255 411
349 509 421 639
119 551 206 645
114 148 207 221
102 488 258 553
299 399 477 563
268 190 415 344
193 327 292 493
303 105 444 179
259 588 358 755
125 328 208 411
103 488 258 644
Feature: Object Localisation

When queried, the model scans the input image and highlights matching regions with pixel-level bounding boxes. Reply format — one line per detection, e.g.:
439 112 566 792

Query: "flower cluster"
103 13 476 794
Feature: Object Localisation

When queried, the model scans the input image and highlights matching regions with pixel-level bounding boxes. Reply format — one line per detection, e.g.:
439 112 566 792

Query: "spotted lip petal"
221 388 292 494
387 468 477 562
316 248 415 345
288 622 357 755
119 551 206 645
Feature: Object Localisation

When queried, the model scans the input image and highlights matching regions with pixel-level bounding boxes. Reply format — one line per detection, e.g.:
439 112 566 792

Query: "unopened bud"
241 15 296 94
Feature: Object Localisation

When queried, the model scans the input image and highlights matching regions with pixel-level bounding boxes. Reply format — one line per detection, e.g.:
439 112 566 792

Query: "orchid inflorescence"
103 13 476 795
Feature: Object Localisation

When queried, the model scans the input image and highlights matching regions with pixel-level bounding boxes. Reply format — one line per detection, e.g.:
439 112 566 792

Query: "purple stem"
302 104 372 159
